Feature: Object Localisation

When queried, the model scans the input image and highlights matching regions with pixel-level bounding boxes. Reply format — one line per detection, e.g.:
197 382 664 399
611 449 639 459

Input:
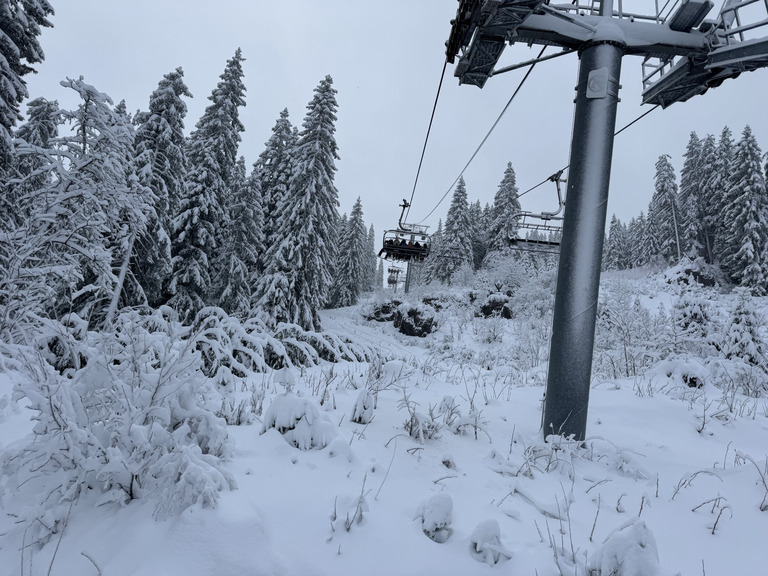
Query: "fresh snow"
1 271 767 576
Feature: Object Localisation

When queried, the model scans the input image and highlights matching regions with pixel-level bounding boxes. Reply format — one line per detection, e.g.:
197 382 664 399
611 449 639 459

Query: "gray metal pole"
404 260 412 294
543 38 624 441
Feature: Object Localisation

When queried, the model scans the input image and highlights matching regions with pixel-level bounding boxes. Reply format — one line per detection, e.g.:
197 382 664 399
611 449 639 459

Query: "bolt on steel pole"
543 32 624 441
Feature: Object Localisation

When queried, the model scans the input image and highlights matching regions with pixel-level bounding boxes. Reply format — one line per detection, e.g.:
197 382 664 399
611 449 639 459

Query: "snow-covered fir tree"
366 224 377 292
0 0 53 159
329 197 368 308
625 212 646 268
485 162 521 257
720 125 768 292
168 50 246 321
604 214 630 271
254 108 297 257
697 134 719 263
255 75 340 331
422 219 443 285
431 177 474 284
6 97 60 225
678 132 705 259
132 67 192 307
722 288 767 368
469 199 487 270
710 126 735 264
648 154 681 263
218 157 264 317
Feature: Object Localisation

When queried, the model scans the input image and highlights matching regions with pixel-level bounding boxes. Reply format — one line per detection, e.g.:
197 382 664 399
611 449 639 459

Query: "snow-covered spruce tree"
720 125 768 292
217 157 264 317
697 134 719 263
469 199 487 270
422 219 443 285
604 214 630 271
132 67 192 308
169 49 246 322
628 211 651 268
722 288 767 369
5 97 60 226
670 290 715 356
366 224 377 292
254 108 298 257
485 162 521 258
709 126 735 264
678 131 705 259
255 75 340 331
329 197 368 308
432 176 474 284
647 154 681 263
0 0 53 159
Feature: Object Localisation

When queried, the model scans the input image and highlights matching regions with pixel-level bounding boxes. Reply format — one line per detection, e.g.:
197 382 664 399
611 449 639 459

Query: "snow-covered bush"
594 280 660 378
261 392 337 450
398 388 441 442
192 307 378 385
350 388 375 424
416 492 453 543
2 308 234 546
587 520 661 576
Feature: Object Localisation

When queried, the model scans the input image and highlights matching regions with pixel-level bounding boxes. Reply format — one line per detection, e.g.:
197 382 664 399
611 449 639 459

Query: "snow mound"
416 492 453 543
469 518 511 565
587 519 661 576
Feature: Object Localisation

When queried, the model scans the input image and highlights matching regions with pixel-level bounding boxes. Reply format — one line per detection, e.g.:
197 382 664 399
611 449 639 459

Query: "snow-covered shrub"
416 492 453 543
34 313 90 376
394 301 438 337
469 519 511 565
192 307 294 382
512 313 552 371
261 392 337 450
3 308 234 545
455 409 490 441
594 280 660 378
192 307 378 383
436 395 461 430
216 390 262 425
587 520 661 576
274 322 375 364
350 388 375 424
476 292 512 319
398 388 441 442
475 314 506 344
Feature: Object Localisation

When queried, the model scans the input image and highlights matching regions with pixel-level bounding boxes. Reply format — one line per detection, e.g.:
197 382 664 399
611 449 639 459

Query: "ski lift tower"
446 0 768 441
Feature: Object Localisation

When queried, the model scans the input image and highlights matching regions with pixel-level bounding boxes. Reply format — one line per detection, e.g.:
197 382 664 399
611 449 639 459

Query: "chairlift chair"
508 171 565 254
379 200 431 262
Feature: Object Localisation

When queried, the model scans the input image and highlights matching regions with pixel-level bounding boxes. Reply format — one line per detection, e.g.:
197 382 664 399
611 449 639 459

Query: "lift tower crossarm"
447 0 717 87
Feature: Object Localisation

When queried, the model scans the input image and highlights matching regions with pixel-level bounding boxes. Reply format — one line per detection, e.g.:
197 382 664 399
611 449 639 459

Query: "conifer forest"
2 2 768 575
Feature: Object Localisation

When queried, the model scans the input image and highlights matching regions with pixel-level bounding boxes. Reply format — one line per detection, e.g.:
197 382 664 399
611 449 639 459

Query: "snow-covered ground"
1 270 767 576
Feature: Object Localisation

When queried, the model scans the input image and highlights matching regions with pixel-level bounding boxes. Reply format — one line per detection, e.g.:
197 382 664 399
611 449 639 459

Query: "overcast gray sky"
23 0 768 242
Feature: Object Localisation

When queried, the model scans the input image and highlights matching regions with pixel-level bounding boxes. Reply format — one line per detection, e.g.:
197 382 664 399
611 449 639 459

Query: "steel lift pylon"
446 0 768 441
